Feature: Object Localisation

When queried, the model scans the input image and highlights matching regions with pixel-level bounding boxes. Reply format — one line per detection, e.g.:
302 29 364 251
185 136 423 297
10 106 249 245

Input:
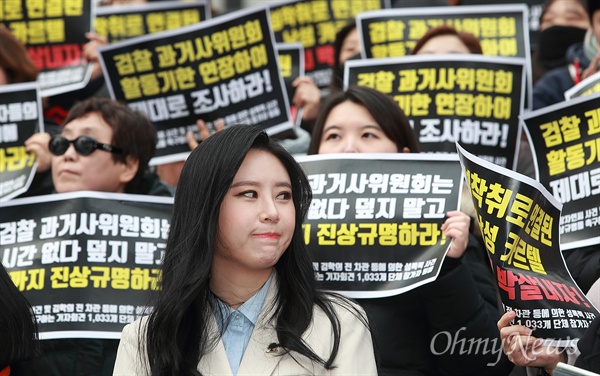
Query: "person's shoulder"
319 293 368 324
535 65 571 86
133 173 174 197
566 42 587 65
121 316 149 338
533 66 573 109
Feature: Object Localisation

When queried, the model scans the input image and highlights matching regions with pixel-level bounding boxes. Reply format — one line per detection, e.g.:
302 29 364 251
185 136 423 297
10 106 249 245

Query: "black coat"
575 314 600 372
357 236 514 376
532 43 590 111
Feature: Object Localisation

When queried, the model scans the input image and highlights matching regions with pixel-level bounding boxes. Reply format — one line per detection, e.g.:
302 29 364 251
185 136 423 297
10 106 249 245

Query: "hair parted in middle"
307 85 420 155
410 24 483 55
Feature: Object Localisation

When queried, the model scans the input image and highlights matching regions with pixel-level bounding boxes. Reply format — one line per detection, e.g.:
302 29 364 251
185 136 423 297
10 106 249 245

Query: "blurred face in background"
339 28 360 65
540 0 590 31
415 35 471 55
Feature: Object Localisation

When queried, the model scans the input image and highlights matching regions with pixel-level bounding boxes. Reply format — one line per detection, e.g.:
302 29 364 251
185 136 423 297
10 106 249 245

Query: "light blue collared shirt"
212 274 272 375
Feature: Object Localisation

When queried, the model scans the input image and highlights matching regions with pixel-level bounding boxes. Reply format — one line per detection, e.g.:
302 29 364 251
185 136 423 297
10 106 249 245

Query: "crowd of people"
2 0 600 375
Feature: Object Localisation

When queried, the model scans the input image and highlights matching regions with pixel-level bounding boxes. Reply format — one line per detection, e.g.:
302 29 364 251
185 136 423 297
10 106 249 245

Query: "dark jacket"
357 235 514 376
532 43 590 111
575 312 600 372
12 339 119 376
563 245 600 295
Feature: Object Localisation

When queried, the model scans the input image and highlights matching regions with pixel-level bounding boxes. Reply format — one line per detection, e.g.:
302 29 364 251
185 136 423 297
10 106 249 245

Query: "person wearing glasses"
24 97 171 197
16 98 171 376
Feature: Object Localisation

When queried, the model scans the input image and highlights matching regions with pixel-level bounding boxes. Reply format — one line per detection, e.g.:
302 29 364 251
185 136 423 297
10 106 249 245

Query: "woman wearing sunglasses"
48 106 138 194
16 97 172 376
24 97 170 196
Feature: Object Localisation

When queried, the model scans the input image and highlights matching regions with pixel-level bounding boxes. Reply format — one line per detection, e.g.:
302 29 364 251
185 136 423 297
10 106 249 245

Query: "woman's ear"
118 155 140 184
401 146 411 153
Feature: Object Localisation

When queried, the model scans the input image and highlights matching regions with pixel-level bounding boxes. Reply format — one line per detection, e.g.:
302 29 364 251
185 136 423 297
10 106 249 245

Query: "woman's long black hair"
0 265 39 369
143 125 367 375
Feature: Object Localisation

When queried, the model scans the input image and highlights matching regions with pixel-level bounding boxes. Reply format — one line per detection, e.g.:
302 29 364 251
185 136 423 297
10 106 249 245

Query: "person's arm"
420 212 514 374
420 254 512 374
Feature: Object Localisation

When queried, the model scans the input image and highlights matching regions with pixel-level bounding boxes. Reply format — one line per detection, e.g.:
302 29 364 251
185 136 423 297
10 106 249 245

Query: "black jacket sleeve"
420 235 514 375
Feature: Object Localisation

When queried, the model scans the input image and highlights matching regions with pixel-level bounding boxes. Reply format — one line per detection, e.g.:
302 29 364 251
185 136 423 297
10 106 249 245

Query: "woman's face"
214 149 295 277
51 112 134 193
415 34 471 55
318 101 398 154
540 0 590 31
339 28 360 65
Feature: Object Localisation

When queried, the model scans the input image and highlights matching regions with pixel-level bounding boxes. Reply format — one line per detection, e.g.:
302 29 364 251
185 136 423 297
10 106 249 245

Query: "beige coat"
112 280 377 375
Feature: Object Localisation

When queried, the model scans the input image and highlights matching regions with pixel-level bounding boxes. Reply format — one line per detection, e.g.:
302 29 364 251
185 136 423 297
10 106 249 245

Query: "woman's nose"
342 139 358 153
260 198 280 222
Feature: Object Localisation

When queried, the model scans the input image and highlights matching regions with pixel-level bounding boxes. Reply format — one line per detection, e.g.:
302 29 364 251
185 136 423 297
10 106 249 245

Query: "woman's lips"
254 233 281 239
59 168 77 176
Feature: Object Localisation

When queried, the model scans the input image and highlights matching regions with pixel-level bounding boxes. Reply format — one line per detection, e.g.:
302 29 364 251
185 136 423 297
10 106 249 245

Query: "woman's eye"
362 132 377 139
240 191 257 198
324 133 340 140
276 192 292 200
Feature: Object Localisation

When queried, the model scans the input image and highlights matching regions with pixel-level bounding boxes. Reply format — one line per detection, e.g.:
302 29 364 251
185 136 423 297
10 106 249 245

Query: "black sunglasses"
49 135 123 156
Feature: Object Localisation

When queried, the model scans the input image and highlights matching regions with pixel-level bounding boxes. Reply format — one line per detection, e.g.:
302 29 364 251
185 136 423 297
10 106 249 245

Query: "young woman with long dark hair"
113 125 377 375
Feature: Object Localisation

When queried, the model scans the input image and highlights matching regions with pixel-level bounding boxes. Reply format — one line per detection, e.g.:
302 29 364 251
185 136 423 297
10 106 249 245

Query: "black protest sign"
296 153 462 298
356 4 532 105
95 0 211 43
346 55 525 170
0 0 94 96
0 82 44 201
357 4 528 59
98 7 291 165
521 93 600 250
0 191 173 339
457 143 598 346
268 0 390 89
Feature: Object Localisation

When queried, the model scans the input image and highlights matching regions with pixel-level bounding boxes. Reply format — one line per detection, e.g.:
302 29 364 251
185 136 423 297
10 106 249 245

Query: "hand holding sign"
292 76 321 122
498 311 567 372
187 118 225 150
83 32 109 81
25 132 52 173
442 210 471 259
